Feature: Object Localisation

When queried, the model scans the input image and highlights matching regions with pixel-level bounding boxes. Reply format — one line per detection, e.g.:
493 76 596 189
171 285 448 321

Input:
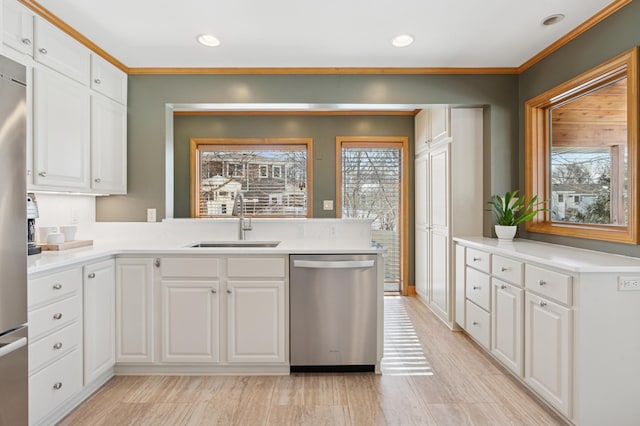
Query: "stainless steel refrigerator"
0 54 29 425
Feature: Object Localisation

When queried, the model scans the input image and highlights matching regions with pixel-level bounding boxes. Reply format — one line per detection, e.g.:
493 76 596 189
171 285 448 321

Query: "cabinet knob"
38 171 47 177
538 279 547 286
539 301 547 307
53 283 62 290
154 258 161 268
88 272 96 279
472 285 480 290
22 38 31 46
53 313 62 320
94 78 101 84
473 257 481 262
500 285 508 290
226 290 232 294
472 321 479 326
211 289 217 294
94 178 101 183
27 170 32 176
52 382 63 390
39 47 47 54
53 342 63 350
500 267 508 272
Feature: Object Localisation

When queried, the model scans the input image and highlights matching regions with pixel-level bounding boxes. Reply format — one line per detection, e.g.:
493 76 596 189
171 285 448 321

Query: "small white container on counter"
46 233 65 245
59 226 77 242
38 227 57 243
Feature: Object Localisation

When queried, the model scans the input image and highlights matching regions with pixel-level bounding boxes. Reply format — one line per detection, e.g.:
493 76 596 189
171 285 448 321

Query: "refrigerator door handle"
0 337 27 358
293 259 375 269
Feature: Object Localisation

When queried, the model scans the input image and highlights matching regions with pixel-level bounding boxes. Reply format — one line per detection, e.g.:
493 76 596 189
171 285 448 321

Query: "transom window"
525 47 638 243
190 138 313 218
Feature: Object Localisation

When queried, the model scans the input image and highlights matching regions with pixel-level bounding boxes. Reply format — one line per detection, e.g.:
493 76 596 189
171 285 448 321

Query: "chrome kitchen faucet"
233 193 252 240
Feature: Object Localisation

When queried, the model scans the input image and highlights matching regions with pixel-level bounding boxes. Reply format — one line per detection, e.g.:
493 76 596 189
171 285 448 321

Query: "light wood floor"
59 296 565 425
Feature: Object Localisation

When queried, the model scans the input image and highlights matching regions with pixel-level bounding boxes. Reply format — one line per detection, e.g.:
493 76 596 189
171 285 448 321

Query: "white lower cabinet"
491 279 523 376
525 292 572 417
115 258 155 363
83 259 116 385
227 280 285 363
161 280 219 362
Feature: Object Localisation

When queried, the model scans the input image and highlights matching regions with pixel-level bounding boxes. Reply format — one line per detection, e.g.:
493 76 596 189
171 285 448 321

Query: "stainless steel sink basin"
189 241 281 248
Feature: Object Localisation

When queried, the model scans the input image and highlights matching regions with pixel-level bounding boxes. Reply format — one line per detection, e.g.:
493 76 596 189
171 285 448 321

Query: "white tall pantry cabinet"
414 107 483 326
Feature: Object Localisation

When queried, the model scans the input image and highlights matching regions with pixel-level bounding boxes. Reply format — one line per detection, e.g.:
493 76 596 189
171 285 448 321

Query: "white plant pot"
495 225 517 241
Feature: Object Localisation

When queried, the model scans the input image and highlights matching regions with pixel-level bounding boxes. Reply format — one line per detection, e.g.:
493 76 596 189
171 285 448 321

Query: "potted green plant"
488 190 547 240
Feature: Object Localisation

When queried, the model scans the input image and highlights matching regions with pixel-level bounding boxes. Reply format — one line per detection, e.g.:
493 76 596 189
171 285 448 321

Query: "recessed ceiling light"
391 34 414 48
542 14 565 26
197 34 220 47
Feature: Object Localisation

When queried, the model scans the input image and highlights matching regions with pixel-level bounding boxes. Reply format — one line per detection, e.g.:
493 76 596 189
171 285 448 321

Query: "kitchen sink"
188 241 281 248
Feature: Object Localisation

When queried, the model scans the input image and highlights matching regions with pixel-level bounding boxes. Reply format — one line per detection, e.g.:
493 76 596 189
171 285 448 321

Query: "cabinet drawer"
29 321 81 374
228 257 286 278
29 267 82 308
525 265 572 305
466 247 490 273
29 349 83 425
29 295 81 341
466 301 490 349
492 255 523 286
161 257 219 278
466 267 490 311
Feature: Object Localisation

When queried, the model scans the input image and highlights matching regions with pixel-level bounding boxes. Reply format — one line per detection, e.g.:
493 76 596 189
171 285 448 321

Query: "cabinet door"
34 17 90 85
414 227 428 298
454 244 466 328
415 155 428 227
91 54 127 104
430 229 449 320
115 258 154 363
227 280 285 363
161 280 219 363
429 143 449 230
492 279 523 376
414 109 429 154
83 259 115 385
91 94 127 194
2 0 34 56
33 67 90 189
429 106 451 144
525 292 572 417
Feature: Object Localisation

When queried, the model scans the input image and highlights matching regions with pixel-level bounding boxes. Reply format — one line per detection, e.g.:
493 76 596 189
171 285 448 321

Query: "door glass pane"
341 147 401 291
549 78 628 225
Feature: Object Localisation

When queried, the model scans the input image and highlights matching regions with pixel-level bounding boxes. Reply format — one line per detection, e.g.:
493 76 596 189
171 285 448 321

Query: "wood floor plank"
58 296 566 426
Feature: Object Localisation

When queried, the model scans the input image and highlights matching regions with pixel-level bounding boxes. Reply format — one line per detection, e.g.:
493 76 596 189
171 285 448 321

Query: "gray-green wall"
173 115 414 218
518 1 640 257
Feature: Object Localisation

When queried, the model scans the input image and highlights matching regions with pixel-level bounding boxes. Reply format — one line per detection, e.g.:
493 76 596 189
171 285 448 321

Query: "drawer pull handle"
500 267 508 272
39 48 47 54
538 279 547 286
94 78 101 84
539 301 547 307
38 171 47 177
472 285 480 290
94 178 101 183
473 257 481 262
472 321 479 326
155 258 161 268
500 285 508 290
211 289 217 294
227 290 232 294
53 342 63 350
53 313 62 320
22 38 31 45
53 283 62 290
53 382 62 390
88 272 96 279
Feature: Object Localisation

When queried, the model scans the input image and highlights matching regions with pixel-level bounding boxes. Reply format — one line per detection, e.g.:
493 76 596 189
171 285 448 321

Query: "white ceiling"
36 0 616 69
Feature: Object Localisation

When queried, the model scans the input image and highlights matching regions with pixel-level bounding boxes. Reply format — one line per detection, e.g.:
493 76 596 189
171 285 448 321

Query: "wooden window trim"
335 136 409 295
525 47 639 244
190 138 313 218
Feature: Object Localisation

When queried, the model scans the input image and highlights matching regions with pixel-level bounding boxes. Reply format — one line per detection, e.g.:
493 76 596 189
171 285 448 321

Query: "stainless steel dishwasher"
290 254 377 372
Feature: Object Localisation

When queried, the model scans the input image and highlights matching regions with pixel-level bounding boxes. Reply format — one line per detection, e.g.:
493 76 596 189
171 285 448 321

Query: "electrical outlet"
323 200 334 211
147 208 156 222
70 208 79 224
619 277 640 291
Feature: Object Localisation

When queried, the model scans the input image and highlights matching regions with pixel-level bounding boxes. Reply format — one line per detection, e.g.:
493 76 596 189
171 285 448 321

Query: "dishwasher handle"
293 259 375 269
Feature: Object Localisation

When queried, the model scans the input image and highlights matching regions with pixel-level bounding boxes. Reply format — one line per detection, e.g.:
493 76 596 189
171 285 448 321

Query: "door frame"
335 136 409 295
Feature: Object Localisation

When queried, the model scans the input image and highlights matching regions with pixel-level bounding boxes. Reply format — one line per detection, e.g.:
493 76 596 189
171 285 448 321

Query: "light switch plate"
147 208 156 222
618 276 640 291
323 200 334 211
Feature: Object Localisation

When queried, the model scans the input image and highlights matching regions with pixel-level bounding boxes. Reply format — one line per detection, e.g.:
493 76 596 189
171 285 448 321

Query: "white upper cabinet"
91 54 127 105
34 17 90 85
2 0 34 56
33 66 90 189
414 109 429 154
414 106 452 155
91 93 127 194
